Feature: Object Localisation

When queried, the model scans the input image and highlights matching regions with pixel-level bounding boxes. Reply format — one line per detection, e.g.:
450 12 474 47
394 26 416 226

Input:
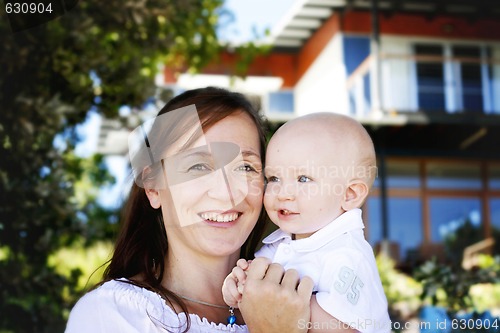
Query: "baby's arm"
308 296 360 333
222 259 250 308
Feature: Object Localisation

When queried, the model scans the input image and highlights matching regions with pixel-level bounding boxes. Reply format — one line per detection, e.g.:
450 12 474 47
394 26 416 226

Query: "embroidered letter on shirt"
333 266 364 305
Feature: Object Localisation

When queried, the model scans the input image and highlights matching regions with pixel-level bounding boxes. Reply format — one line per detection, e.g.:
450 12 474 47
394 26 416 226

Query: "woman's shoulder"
66 279 249 333
65 279 169 332
74 278 166 311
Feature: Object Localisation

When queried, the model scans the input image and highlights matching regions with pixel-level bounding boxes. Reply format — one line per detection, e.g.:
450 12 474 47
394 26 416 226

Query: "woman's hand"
238 257 314 333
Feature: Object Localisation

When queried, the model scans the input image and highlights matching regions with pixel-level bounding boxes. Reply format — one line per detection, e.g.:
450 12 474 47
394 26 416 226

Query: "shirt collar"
261 208 365 252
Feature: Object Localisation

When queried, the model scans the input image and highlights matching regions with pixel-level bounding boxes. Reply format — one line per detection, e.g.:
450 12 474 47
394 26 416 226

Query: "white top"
65 279 248 333
255 209 391 333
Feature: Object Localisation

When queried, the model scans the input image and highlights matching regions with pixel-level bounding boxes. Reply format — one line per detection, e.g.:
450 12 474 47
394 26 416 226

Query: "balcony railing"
346 53 500 118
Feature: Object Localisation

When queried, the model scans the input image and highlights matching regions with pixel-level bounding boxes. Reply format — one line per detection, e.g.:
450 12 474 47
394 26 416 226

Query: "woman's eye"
298 175 312 183
236 164 257 173
188 164 211 172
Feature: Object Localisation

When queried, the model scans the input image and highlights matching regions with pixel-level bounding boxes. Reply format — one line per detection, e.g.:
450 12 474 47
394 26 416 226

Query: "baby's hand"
222 259 250 308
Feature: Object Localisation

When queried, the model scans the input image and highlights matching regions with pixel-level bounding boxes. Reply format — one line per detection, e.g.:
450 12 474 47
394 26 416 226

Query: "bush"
48 240 113 318
376 254 423 321
414 256 500 315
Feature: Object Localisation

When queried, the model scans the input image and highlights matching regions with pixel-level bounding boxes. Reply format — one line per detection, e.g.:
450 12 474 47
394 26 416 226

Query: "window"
387 161 421 188
413 43 491 113
427 163 481 189
367 158 498 268
366 197 422 262
453 46 483 112
367 196 383 246
489 164 500 190
415 44 445 110
491 198 500 231
388 198 422 261
429 198 481 242
268 91 294 114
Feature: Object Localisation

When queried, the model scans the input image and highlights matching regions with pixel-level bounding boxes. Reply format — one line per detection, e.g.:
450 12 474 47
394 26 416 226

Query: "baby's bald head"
268 112 377 189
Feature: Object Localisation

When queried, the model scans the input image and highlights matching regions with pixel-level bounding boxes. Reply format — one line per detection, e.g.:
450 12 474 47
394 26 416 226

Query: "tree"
0 1 229 331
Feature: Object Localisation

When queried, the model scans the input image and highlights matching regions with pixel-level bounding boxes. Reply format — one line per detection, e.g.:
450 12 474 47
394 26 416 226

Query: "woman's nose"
207 169 248 207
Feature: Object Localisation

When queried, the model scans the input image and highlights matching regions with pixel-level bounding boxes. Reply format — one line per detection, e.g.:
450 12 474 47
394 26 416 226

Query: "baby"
222 113 390 333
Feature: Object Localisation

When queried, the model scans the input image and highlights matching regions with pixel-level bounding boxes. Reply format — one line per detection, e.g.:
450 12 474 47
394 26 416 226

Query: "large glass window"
427 163 481 189
429 197 481 242
367 196 383 246
415 44 445 110
491 198 500 231
412 43 491 113
366 196 422 262
453 46 483 112
368 159 499 266
387 161 420 188
489 165 500 190
388 198 422 261
268 91 294 114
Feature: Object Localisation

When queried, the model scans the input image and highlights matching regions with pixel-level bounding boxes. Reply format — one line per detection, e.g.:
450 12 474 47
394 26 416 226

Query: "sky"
219 0 296 43
75 0 298 208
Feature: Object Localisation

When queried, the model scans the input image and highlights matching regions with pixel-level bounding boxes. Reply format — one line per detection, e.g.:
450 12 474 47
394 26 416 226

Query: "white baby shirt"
255 208 391 333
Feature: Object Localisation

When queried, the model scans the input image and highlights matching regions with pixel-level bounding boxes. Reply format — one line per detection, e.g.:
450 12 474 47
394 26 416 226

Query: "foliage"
443 219 484 266
469 255 500 313
414 257 500 315
48 240 113 301
0 1 254 332
376 254 422 323
469 283 500 314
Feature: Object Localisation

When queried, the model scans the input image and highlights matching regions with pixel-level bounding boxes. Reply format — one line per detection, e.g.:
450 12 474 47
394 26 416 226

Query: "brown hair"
102 87 268 331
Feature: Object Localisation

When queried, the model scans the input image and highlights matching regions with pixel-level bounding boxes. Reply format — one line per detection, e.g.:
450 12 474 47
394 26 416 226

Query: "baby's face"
264 128 350 239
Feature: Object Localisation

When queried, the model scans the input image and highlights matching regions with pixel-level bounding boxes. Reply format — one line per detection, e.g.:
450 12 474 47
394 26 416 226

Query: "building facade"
159 0 500 269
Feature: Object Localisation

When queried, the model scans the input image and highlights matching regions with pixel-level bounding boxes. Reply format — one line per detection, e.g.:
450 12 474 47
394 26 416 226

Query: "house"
120 0 500 269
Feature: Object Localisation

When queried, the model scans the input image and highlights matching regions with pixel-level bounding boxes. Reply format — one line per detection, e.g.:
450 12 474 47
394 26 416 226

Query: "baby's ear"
341 180 369 211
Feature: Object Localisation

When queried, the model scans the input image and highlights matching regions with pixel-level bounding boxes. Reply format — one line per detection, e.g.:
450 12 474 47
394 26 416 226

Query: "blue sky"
75 0 297 208
219 0 296 43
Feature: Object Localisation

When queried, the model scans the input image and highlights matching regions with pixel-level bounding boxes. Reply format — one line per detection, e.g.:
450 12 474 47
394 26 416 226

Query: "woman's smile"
199 210 242 223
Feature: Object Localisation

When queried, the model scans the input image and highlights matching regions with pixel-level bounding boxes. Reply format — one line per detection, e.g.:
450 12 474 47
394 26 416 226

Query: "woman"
65 87 313 333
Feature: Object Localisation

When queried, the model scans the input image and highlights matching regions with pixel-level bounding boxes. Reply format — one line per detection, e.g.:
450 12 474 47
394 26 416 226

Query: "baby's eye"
188 164 211 172
267 176 280 183
297 175 312 183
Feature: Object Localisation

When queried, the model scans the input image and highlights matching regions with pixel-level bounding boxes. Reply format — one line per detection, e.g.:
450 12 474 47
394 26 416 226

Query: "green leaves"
414 258 500 315
0 1 230 331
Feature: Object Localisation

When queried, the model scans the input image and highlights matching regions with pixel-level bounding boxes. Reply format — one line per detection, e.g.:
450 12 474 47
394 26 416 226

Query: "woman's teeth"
200 212 239 222
280 209 291 215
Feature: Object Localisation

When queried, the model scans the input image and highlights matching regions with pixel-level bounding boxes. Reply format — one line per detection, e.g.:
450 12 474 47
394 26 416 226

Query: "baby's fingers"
222 275 242 308
236 258 250 270
232 265 248 284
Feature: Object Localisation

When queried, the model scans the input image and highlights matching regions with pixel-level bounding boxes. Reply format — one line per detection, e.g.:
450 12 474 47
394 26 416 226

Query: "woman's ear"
145 188 162 209
142 165 162 209
341 180 369 211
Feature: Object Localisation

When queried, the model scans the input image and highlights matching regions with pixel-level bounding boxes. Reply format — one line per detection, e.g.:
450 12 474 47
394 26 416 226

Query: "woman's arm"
238 258 314 333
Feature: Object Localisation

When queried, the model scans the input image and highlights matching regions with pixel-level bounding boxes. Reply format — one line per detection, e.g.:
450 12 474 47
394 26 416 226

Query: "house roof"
271 0 500 51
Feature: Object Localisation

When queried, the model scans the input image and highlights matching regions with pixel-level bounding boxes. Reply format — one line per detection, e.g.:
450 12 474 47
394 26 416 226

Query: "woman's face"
155 111 264 257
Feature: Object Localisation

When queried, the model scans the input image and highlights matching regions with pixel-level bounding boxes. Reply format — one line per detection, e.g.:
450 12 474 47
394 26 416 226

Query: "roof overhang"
270 0 500 51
